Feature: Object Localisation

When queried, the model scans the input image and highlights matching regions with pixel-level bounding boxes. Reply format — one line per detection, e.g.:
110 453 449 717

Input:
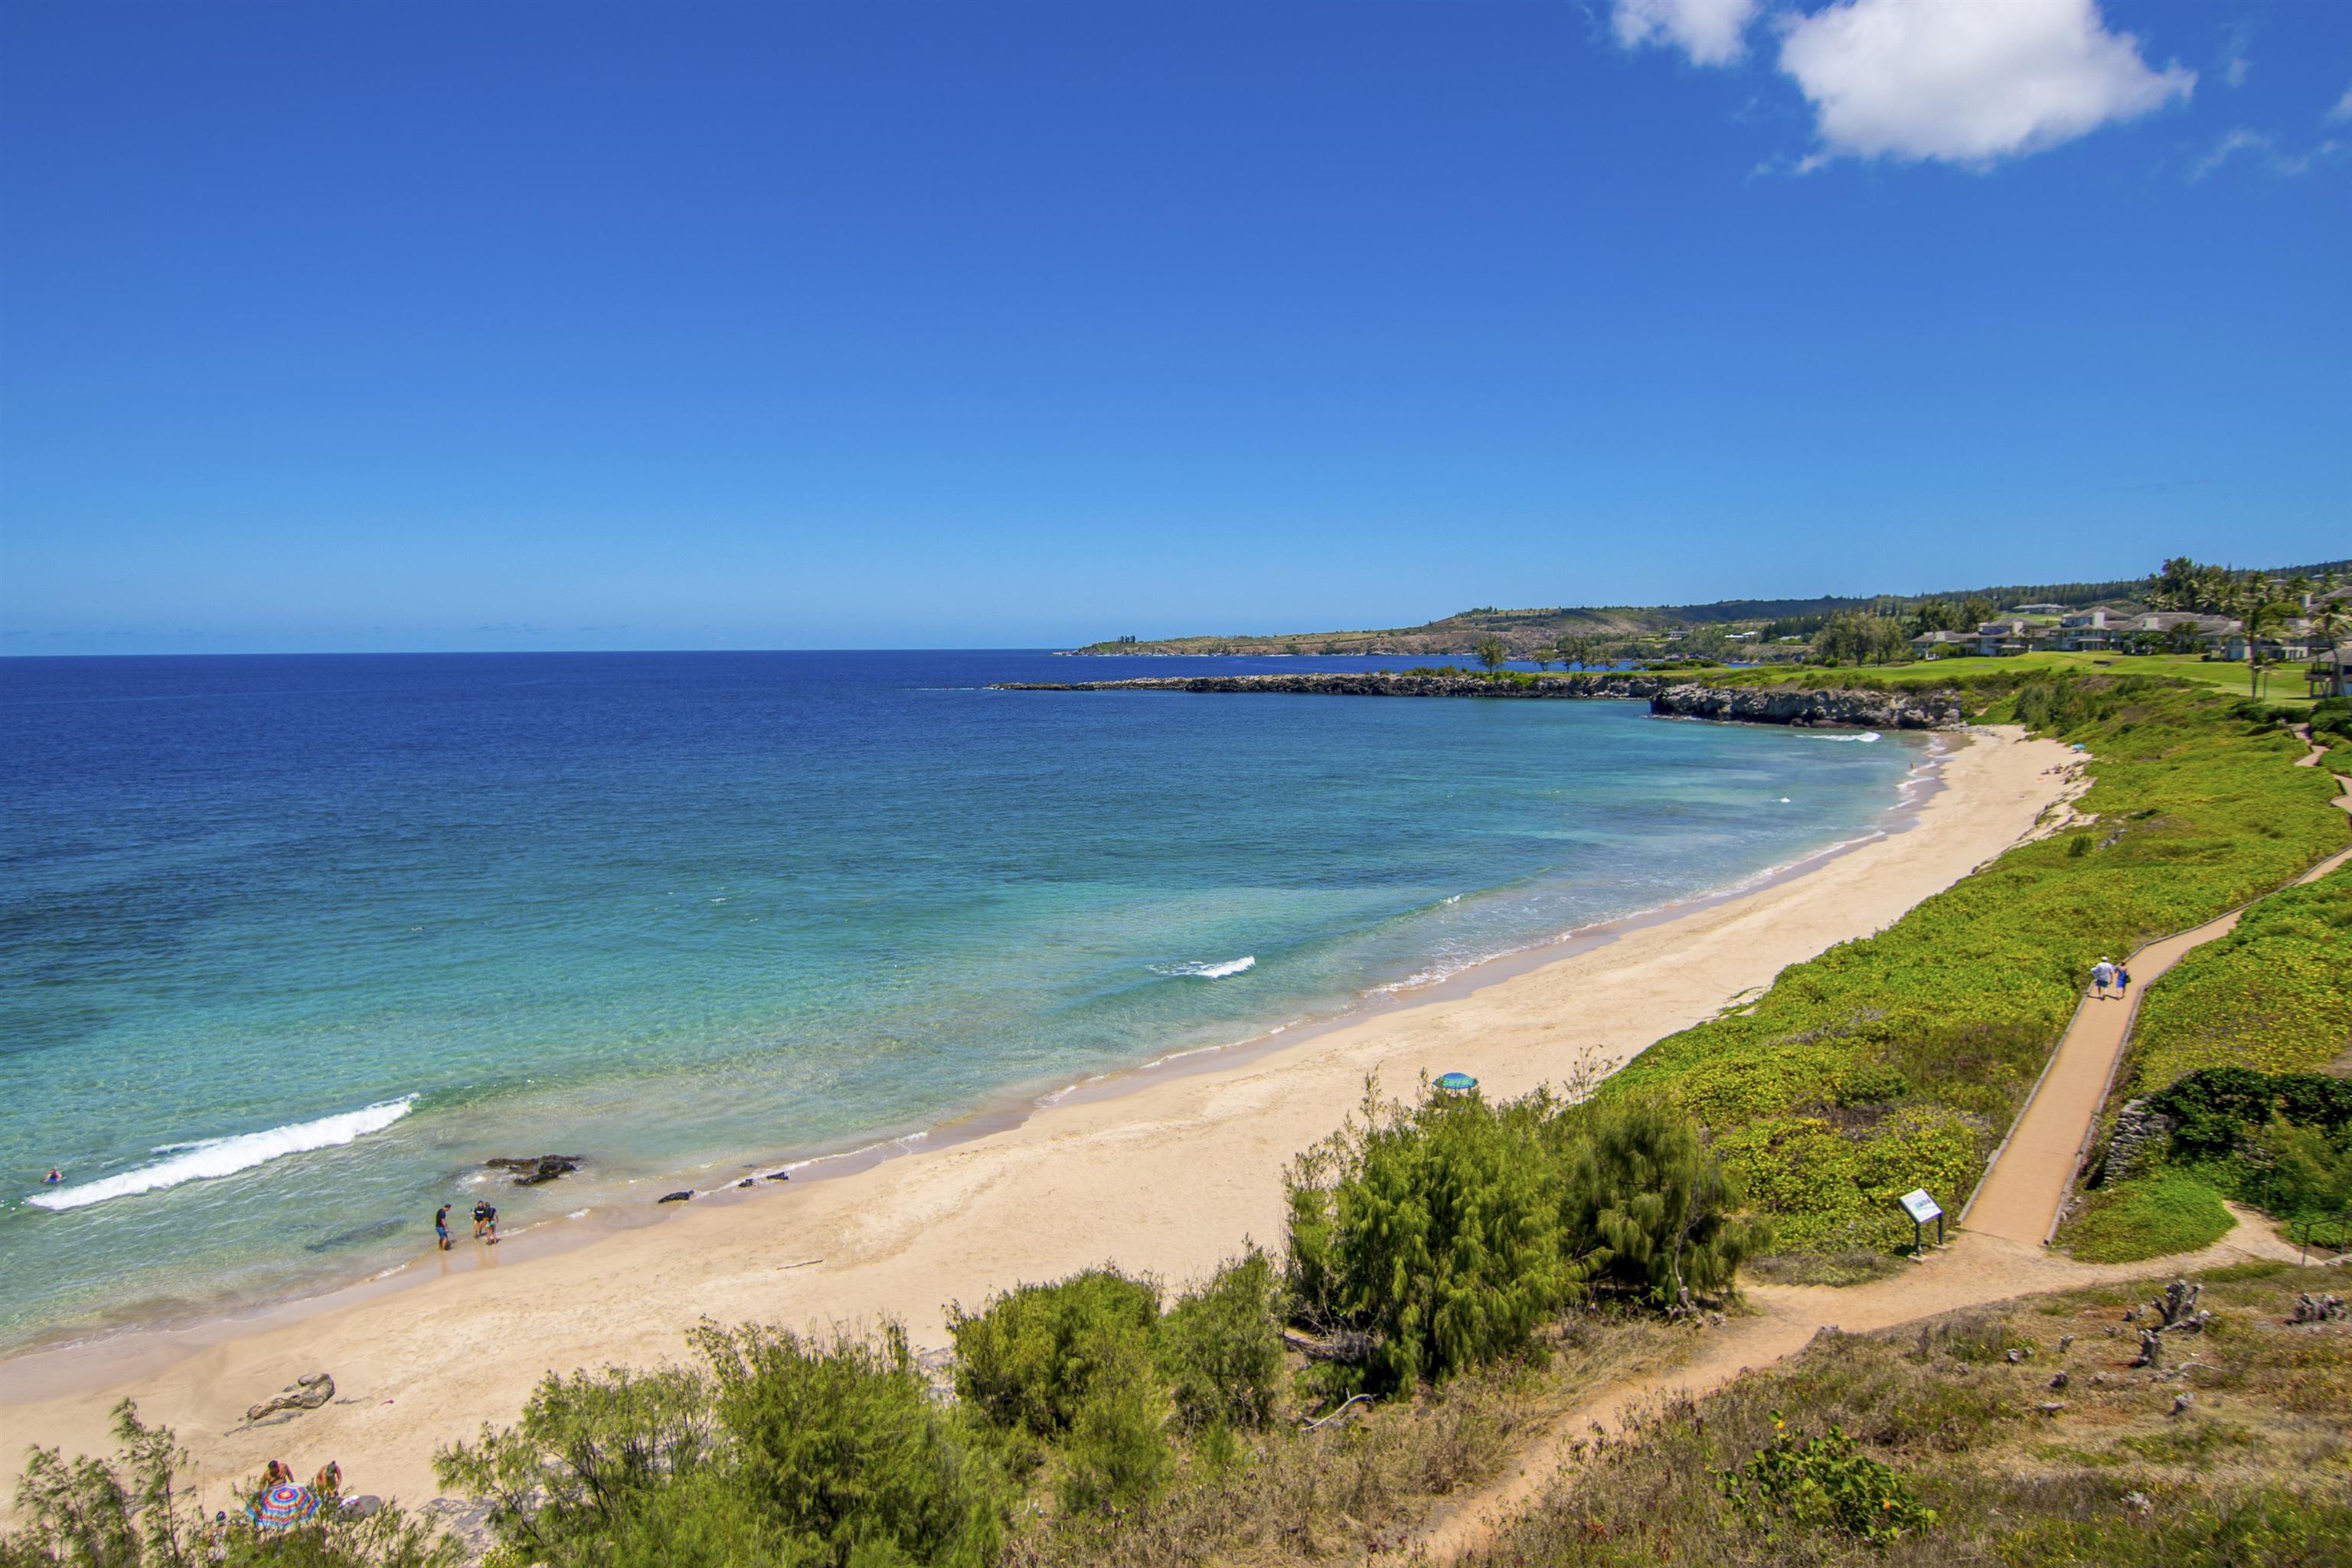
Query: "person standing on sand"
435 1204 452 1250
2091 959 2116 999
472 1199 498 1243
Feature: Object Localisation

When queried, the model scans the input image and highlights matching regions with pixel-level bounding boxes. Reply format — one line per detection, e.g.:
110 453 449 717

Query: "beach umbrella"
249 1484 321 1530
1434 1072 1478 1093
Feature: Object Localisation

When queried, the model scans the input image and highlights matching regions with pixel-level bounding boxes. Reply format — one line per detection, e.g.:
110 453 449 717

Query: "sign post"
1899 1188 1944 1256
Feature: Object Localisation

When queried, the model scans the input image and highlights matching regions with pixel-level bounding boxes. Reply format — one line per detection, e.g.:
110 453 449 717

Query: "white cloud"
2217 21 2252 89
1613 0 1761 67
2331 83 2352 122
2188 127 2267 181
1776 0 2195 167
2187 126 2344 181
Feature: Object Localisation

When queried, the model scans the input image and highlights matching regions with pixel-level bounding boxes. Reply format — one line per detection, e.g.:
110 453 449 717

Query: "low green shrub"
1286 1086 1570 1393
1717 1414 1936 1545
2060 1171 2233 1263
2148 1066 2352 1163
1556 1092 1767 1307
1285 1085 1758 1393
436 1323 1011 1568
1155 1249 1285 1433
1053 1334 1172 1516
946 1269 1160 1438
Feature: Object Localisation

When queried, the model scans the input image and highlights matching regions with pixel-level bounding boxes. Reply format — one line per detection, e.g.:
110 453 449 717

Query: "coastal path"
1416 743 2350 1564
1964 738 2350 1246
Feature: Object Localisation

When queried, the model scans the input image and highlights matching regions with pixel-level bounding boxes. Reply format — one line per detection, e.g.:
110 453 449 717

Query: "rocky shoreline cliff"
994 671 1964 730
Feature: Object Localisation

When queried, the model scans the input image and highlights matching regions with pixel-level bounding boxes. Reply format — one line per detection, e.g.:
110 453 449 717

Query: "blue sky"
2 0 2346 653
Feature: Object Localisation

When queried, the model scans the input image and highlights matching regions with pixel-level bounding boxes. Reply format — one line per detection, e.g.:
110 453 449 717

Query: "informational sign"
1899 1188 1942 1225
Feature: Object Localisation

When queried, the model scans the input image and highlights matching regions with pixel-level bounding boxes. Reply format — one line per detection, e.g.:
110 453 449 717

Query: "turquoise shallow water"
0 652 1924 1347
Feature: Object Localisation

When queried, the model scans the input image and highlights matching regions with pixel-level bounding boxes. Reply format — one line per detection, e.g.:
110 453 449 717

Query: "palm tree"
2309 598 2350 699
2239 592 2288 698
1474 635 1509 675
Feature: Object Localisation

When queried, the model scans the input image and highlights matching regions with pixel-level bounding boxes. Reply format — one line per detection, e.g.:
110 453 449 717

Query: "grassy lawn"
1638 650 2328 707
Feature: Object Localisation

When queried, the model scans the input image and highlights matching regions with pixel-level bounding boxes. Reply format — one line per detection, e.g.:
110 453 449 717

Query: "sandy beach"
0 726 2075 1514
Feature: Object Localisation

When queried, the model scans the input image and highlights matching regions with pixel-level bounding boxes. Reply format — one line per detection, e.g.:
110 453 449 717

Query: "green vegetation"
433 1321 1013 1568
942 1257 1285 1515
1608 671 2345 1259
1283 1085 1761 1395
2069 867 2352 1260
17 645 2352 1567
1 1400 447 1567
1717 1417 1936 1545
2058 1171 2235 1263
1471 1264 2352 1567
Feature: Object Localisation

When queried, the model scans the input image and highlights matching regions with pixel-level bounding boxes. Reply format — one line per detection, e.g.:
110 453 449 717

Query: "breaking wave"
1155 956 1256 979
28 1098 417 1212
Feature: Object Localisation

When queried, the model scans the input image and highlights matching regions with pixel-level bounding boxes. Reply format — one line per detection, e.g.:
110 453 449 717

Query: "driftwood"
247 1373 335 1423
1280 1327 1377 1364
2152 1279 2208 1331
1301 1393 1374 1432
2289 1292 2346 1325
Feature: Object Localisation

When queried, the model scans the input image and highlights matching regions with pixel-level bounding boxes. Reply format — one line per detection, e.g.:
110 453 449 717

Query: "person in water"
472 1200 498 1242
43 1168 62 1185
435 1204 452 1251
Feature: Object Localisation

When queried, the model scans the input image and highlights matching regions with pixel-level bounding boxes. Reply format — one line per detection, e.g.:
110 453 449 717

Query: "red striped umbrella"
249 1483 321 1528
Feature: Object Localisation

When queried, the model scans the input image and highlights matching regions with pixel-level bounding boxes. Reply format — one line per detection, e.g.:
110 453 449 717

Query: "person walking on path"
2115 962 2132 998
2091 958 2116 999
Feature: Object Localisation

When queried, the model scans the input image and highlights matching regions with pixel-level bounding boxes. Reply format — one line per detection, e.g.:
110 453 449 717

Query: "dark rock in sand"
765 1171 792 1181
485 1154 584 1186
246 1372 335 1423
658 1189 694 1204
737 1178 755 1188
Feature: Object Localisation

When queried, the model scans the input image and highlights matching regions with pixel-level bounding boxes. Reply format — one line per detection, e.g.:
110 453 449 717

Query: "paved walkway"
1965 746 2351 1246
1418 739 2352 1564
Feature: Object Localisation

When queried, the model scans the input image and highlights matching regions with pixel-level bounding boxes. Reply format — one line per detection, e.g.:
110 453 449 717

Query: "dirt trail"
1416 737 2352 1565
1415 1213 2305 1561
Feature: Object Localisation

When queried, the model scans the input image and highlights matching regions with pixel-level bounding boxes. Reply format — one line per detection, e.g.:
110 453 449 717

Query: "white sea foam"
1157 956 1256 979
28 1098 417 1212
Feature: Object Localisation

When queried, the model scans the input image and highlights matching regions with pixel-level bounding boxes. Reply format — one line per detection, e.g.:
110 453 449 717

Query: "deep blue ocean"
0 652 1924 1346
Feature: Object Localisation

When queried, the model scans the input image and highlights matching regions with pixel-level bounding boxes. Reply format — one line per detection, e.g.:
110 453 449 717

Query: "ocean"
0 652 1926 1348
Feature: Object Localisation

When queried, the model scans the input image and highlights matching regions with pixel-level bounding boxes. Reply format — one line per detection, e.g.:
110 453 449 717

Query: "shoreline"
0 726 2076 1516
0 725 1947 1366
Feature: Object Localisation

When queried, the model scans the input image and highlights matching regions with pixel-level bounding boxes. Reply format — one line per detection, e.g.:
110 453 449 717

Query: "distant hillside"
1073 558 2350 658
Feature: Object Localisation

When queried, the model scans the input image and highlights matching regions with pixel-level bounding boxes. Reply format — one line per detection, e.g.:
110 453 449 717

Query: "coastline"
0 715 1943 1361
0 725 2076 1515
